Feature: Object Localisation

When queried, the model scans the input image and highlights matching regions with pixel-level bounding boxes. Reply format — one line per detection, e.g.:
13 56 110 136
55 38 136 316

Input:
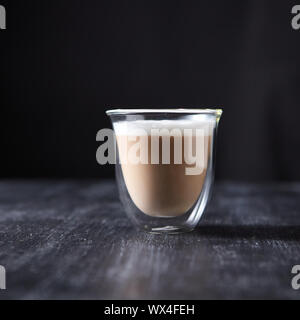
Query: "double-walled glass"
107 109 222 234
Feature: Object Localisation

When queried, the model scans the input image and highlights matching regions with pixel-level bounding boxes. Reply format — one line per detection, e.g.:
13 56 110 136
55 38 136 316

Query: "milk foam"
113 119 215 136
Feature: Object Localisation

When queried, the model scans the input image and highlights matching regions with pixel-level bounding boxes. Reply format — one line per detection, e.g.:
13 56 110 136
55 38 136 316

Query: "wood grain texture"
0 180 299 300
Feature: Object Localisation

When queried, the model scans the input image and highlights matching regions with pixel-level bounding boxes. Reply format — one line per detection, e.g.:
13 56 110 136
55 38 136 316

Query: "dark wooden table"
0 180 299 300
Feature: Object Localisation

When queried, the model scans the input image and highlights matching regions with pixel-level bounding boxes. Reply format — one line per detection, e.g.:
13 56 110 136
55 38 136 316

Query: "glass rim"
106 108 223 117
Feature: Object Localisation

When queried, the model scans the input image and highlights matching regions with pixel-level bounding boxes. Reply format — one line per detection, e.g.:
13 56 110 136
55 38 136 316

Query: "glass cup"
106 108 222 234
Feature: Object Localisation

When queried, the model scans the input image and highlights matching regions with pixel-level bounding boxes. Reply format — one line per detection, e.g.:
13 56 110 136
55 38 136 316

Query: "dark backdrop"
1 0 300 181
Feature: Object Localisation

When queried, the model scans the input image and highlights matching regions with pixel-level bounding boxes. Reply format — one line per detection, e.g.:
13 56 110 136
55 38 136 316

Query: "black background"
1 0 300 181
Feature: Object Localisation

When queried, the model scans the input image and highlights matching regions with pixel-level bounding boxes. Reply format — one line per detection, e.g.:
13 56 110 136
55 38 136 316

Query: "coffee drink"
114 120 213 217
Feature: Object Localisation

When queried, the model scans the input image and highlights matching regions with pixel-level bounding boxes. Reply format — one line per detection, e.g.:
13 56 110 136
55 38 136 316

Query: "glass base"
142 225 194 234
